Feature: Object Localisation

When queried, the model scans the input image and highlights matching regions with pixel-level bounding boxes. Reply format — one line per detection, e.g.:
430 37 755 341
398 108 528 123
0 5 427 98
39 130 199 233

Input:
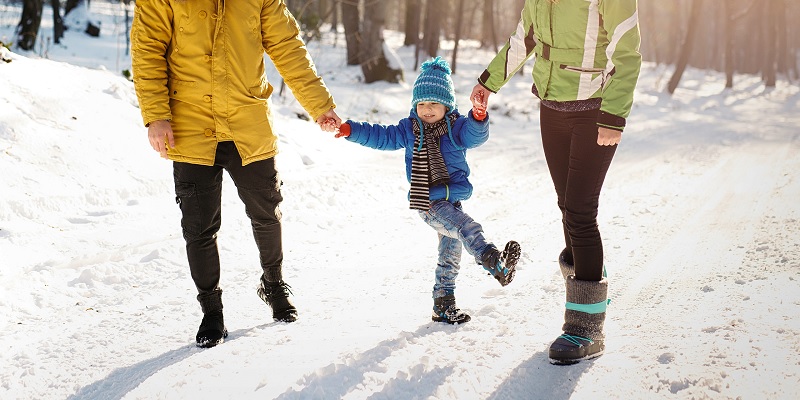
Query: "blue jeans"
418 200 492 299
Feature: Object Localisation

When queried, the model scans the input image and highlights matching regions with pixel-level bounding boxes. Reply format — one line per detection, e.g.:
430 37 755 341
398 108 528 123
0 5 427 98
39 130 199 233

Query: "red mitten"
472 107 487 121
335 122 351 138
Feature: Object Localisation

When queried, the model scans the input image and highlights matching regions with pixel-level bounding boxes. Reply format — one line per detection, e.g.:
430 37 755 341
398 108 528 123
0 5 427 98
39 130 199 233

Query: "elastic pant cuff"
558 248 574 280
197 289 223 314
262 267 283 283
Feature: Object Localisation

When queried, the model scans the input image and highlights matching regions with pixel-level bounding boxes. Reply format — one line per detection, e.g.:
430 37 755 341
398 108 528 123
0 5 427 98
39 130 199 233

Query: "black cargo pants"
540 105 617 282
173 142 284 294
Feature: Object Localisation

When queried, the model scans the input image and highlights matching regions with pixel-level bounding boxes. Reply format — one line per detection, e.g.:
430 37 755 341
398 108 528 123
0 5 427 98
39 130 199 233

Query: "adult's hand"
597 126 622 146
148 119 174 159
316 109 341 132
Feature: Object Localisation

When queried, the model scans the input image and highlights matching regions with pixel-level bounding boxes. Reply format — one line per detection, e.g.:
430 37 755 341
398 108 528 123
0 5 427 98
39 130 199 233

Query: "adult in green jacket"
471 0 641 365
131 0 341 348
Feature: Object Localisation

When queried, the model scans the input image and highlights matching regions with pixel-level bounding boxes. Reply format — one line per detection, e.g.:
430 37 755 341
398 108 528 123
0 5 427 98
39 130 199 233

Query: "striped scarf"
409 114 457 210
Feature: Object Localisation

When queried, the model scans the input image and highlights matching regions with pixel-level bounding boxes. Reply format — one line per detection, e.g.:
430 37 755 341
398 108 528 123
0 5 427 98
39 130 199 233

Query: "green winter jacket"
479 0 641 131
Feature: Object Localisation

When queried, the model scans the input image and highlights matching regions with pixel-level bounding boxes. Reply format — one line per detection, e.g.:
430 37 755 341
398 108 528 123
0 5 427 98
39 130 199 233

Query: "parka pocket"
559 65 605 74
248 82 274 101
559 65 608 88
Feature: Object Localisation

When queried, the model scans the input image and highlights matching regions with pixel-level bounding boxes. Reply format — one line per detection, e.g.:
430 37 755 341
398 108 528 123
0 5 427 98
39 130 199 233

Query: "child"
333 57 520 324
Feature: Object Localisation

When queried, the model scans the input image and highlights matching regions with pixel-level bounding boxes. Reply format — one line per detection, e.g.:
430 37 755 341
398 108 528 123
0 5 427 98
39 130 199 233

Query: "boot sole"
196 329 229 348
498 241 521 286
549 349 604 365
431 313 472 324
548 338 605 365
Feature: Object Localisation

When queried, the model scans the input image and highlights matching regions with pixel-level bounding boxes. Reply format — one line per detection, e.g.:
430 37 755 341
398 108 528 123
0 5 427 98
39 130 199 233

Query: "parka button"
204 128 214 137
203 54 211 62
203 95 211 102
199 10 207 18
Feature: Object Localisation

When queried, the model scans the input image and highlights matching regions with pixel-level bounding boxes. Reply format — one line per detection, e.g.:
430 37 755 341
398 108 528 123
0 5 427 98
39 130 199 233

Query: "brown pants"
540 105 617 281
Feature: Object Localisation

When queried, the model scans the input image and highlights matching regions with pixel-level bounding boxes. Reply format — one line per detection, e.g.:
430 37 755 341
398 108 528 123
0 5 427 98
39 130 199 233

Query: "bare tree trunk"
16 0 44 51
51 0 64 44
360 0 403 83
764 0 777 87
403 0 420 46
668 0 703 94
64 0 81 16
341 0 360 65
451 0 465 74
329 0 339 32
481 0 496 50
421 0 440 57
724 0 734 88
774 0 787 78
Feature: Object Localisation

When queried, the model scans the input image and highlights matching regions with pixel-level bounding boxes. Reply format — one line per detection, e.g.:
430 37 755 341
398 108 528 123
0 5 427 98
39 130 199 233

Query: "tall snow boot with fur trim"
549 252 608 365
196 289 228 348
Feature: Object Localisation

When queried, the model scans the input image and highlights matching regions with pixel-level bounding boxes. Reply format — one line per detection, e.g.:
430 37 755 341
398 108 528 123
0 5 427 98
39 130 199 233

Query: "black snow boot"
196 289 228 348
480 241 521 286
549 276 608 365
257 278 298 322
432 295 471 324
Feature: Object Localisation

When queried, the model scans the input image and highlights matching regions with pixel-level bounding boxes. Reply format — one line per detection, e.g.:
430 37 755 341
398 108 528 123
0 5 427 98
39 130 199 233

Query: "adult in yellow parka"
131 0 341 348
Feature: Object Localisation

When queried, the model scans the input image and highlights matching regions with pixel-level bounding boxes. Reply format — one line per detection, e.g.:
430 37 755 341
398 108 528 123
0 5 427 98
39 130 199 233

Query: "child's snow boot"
481 241 521 286
549 276 608 365
257 277 298 322
196 289 228 348
432 295 471 324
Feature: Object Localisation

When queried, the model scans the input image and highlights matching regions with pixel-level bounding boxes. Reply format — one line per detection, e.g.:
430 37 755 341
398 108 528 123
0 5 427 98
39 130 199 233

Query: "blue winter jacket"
345 110 490 203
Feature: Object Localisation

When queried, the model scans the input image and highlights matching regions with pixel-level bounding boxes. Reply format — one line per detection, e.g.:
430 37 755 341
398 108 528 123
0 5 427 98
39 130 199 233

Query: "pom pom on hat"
412 57 456 112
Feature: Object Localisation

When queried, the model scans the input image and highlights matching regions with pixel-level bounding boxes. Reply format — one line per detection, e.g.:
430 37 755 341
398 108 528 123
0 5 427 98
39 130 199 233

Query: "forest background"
2 0 799 92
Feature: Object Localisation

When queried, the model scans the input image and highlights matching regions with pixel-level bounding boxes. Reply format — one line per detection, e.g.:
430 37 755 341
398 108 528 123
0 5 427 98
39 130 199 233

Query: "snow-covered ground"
1 2 799 399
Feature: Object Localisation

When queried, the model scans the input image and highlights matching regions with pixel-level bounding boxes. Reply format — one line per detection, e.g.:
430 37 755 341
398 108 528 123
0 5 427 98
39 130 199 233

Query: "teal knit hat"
412 57 456 112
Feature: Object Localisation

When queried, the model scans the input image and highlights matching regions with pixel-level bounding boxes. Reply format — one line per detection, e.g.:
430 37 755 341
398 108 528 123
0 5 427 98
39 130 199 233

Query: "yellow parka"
131 0 335 166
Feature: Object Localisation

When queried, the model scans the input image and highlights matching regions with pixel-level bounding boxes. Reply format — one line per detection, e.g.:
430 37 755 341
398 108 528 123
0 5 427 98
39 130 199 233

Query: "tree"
16 0 43 51
480 0 497 50
64 0 86 16
51 0 65 45
341 0 360 65
421 0 440 57
763 0 784 87
403 0 420 47
360 0 403 83
450 0 465 74
667 0 703 94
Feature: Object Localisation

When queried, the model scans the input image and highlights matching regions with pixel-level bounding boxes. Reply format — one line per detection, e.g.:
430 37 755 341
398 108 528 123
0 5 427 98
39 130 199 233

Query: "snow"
2 2 800 399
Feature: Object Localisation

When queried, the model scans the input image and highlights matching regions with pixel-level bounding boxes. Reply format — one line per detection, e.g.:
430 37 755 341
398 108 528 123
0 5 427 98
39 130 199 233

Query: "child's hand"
472 107 487 121
335 123 351 138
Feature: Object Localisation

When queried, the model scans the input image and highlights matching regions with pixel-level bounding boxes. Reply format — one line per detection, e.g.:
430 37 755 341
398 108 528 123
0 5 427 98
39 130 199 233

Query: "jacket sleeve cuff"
597 111 626 132
477 71 499 94
143 114 172 128
309 101 336 123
